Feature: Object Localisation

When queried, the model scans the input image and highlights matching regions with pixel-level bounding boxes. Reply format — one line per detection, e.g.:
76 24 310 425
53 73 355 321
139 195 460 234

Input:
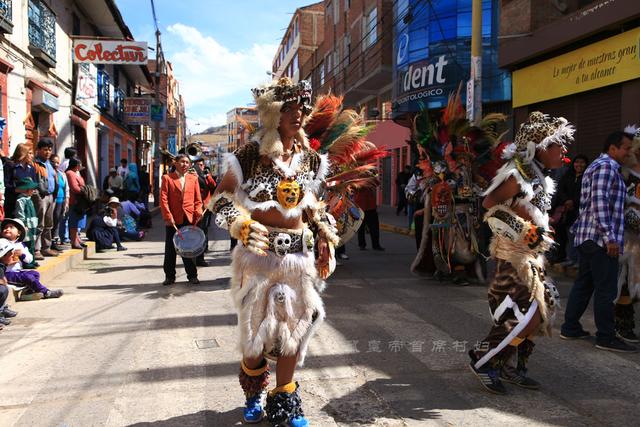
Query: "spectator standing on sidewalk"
32 140 59 258
561 131 636 353
59 147 77 172
117 158 129 180
549 155 589 265
194 157 216 267
66 158 86 250
405 168 425 230
355 186 384 251
396 165 412 216
123 163 140 201
49 154 68 247
160 154 203 286
406 168 428 249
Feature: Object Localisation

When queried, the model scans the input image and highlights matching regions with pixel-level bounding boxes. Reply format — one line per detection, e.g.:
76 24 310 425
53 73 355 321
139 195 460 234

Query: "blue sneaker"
243 394 264 424
287 415 309 427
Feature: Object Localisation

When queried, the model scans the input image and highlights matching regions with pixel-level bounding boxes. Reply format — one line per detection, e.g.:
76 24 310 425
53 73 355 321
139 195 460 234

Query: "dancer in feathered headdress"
469 111 574 395
410 88 507 284
209 77 333 427
208 78 383 426
615 125 640 342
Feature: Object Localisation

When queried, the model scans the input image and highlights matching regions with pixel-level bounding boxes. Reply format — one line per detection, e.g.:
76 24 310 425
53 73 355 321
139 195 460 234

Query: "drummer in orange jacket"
160 154 203 286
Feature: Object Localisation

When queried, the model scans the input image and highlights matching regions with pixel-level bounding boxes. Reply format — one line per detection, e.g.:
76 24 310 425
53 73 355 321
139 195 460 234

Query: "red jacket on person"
354 187 377 211
160 171 203 226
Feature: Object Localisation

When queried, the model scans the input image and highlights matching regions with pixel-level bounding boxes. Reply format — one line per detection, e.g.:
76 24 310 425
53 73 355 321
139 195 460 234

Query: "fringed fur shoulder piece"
482 160 535 200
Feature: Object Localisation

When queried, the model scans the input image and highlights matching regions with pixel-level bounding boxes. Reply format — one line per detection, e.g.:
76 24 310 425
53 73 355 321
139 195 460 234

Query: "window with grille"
28 0 56 60
97 68 110 110
363 7 378 50
0 0 13 33
114 89 125 121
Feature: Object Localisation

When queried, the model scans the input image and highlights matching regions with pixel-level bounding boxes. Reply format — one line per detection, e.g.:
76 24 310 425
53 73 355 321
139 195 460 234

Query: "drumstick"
173 224 185 240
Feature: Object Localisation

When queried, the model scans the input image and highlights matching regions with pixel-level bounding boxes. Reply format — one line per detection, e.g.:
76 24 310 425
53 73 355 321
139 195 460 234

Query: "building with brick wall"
500 0 640 160
299 0 411 207
272 2 324 82
226 107 258 153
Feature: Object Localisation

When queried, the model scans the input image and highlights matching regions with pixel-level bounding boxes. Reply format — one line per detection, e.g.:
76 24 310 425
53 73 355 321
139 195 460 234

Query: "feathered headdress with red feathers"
304 94 388 193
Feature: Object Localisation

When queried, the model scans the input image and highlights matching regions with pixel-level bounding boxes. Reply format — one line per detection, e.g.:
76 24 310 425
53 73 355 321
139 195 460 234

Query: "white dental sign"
396 55 451 105
401 55 449 92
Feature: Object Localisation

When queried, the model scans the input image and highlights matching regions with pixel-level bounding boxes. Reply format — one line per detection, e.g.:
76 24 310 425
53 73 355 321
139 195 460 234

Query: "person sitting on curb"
1 220 63 300
86 198 127 253
0 239 18 328
108 197 144 241
13 177 39 269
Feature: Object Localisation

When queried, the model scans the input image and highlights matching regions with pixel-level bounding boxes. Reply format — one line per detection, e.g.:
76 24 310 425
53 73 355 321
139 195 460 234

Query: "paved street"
1 220 639 426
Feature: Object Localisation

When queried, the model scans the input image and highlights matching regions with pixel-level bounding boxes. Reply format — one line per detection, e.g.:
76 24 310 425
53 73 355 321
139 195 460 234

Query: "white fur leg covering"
230 245 325 367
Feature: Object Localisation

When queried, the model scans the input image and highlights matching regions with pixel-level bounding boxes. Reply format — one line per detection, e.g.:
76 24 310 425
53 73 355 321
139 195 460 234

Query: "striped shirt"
572 153 626 251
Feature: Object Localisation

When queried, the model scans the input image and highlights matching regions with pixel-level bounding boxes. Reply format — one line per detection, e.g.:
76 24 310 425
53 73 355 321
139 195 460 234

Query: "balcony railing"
0 0 13 33
28 0 56 67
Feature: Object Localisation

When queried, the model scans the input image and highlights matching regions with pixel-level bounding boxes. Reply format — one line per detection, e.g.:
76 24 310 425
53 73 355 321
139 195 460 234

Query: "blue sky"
115 0 308 133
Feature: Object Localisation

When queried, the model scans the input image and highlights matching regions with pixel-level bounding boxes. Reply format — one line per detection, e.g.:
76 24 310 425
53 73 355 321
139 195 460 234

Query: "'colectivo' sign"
513 27 640 107
73 38 148 65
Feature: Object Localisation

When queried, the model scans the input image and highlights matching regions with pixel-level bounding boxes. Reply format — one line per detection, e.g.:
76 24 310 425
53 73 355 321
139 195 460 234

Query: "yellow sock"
241 359 268 376
270 381 297 395
510 336 524 346
618 296 632 305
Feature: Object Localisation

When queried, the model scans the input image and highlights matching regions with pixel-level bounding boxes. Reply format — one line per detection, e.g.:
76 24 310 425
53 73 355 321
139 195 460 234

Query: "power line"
150 0 160 33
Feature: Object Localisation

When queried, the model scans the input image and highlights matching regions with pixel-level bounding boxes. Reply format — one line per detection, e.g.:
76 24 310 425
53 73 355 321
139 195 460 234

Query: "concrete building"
0 0 153 188
272 2 324 82
499 0 640 160
226 107 258 152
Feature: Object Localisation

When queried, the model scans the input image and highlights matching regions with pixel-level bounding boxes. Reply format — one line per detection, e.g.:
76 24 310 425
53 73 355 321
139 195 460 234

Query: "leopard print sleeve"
209 192 248 230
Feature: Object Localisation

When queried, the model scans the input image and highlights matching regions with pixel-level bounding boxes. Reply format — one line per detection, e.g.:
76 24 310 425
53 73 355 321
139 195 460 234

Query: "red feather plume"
304 94 343 140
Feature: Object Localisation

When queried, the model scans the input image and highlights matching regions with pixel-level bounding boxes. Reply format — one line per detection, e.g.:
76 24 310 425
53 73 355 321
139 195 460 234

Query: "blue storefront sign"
392 0 511 118
168 135 177 155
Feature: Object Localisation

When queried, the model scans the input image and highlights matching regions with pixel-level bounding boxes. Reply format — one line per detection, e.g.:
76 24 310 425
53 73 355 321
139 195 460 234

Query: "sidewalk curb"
380 222 414 236
8 242 96 304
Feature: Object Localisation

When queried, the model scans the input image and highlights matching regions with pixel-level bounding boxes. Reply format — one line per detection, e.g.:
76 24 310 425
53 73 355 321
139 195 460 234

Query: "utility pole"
469 0 482 124
153 28 162 205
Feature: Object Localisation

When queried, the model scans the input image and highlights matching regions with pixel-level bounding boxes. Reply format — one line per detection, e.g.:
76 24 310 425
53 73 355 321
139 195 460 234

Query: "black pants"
561 240 619 344
414 213 424 250
396 189 407 215
357 209 381 249
164 223 198 280
196 211 212 264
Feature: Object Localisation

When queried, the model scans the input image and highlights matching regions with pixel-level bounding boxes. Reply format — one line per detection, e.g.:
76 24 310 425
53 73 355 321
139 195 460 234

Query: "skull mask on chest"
277 179 302 209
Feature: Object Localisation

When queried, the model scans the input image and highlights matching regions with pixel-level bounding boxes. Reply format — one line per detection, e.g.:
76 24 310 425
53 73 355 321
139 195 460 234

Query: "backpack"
74 185 99 214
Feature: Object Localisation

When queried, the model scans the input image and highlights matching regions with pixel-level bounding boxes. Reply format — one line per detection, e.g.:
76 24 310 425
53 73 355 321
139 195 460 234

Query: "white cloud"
166 23 276 125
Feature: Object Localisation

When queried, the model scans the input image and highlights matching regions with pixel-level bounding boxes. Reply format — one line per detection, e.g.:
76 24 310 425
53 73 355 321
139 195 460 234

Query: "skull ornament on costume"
277 179 301 209
431 181 453 220
274 232 292 256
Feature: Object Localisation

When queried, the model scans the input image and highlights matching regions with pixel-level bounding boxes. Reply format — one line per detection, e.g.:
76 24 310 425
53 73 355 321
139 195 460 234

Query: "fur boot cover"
266 382 305 426
231 245 326 367
239 360 270 398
